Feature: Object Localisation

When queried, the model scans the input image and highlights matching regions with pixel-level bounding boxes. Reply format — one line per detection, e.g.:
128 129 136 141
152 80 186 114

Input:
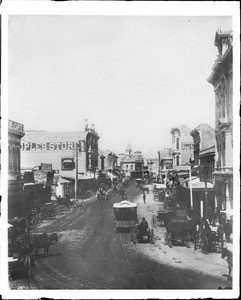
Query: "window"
131 165 133 170
176 156 179 166
126 165 128 169
176 138 179 150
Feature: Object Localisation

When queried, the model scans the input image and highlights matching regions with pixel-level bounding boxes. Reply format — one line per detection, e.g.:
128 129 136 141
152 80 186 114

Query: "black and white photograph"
0 1 240 299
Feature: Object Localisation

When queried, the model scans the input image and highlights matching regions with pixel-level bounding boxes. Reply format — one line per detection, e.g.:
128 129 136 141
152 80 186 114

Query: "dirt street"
10 182 230 290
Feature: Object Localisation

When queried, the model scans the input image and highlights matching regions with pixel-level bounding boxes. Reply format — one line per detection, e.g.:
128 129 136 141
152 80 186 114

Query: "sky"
8 14 232 158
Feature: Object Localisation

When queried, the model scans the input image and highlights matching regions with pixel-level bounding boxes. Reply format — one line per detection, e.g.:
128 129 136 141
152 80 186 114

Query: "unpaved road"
10 182 230 290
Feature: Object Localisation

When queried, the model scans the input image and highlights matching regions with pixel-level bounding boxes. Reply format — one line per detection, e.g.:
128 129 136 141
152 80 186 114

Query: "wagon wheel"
185 232 191 248
200 236 209 254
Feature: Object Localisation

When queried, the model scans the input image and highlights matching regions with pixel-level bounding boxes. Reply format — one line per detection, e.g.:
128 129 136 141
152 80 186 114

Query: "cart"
157 210 172 226
165 219 191 248
134 225 155 244
113 201 137 232
194 221 223 254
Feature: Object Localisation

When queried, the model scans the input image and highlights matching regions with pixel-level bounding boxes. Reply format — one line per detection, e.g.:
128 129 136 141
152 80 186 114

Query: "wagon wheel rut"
119 233 161 289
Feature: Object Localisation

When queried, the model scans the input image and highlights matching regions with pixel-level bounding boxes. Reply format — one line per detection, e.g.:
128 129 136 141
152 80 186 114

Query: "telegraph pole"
189 164 193 208
204 165 209 220
75 144 79 199
158 151 161 182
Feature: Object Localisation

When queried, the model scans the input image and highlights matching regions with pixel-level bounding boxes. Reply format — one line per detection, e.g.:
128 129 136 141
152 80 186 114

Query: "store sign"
61 158 75 171
21 140 86 152
40 163 52 171
182 142 194 151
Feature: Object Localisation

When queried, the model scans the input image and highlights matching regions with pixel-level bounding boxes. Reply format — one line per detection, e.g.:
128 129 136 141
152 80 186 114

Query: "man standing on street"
143 192 146 203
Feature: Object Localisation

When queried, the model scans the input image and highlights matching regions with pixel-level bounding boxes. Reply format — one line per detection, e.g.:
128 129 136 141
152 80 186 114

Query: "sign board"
61 158 75 171
181 142 194 150
21 140 86 152
40 163 52 171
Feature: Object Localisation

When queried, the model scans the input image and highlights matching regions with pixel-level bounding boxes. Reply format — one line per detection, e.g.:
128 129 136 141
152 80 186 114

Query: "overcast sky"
8 15 232 158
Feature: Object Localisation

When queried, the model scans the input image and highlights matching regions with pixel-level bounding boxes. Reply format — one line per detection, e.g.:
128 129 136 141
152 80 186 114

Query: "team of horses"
31 232 58 257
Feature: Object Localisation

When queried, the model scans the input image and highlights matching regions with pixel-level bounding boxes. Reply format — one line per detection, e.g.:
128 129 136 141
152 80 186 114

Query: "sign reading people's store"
21 140 86 152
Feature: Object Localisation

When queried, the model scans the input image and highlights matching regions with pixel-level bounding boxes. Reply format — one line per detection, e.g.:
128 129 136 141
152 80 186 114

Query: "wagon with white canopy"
113 201 137 232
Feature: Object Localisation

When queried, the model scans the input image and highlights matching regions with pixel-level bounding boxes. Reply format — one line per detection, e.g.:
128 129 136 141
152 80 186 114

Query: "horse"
221 247 233 282
32 232 58 257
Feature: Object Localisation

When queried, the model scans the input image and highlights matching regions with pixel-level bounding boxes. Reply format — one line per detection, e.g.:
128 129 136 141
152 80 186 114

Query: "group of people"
208 207 233 243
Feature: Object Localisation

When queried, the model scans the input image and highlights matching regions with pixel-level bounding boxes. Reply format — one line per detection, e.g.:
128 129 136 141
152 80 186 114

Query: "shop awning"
185 177 214 189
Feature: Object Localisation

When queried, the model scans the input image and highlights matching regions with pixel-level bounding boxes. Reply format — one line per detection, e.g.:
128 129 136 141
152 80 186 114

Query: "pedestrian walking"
143 192 146 203
151 214 156 227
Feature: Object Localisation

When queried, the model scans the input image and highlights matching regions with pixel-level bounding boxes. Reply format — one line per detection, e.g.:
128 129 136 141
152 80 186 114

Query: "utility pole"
189 164 193 208
75 144 79 199
158 151 161 182
204 165 209 220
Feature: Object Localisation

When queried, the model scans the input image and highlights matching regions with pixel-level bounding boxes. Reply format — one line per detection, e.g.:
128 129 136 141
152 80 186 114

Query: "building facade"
98 150 118 171
21 127 99 179
119 145 143 179
190 124 216 167
8 120 25 217
170 125 194 166
207 29 233 221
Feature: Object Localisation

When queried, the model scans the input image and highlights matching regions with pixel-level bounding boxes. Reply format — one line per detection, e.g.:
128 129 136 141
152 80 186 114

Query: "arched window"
176 138 179 150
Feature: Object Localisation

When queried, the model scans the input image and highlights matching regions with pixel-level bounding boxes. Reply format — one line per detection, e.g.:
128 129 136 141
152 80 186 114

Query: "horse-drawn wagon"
194 220 223 254
96 187 108 201
142 186 149 194
135 178 142 187
153 183 166 201
113 201 137 232
133 220 155 244
164 209 192 248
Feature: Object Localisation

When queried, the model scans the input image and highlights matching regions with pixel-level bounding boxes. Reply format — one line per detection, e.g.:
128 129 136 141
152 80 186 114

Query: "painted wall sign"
40 163 53 171
21 141 86 152
181 142 194 150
